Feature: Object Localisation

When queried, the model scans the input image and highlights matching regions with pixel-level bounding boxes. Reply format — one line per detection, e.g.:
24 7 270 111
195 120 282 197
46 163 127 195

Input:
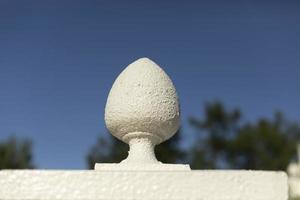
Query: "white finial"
104 58 180 164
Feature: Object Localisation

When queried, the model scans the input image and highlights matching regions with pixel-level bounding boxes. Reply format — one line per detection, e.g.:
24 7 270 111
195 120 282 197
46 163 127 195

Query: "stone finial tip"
104 57 180 164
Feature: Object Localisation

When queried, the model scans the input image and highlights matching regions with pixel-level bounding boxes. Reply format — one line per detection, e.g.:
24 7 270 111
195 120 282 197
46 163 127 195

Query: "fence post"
0 57 288 200
288 143 300 199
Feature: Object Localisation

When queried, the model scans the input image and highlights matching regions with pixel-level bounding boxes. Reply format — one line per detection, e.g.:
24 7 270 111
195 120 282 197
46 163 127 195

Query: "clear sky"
0 0 299 169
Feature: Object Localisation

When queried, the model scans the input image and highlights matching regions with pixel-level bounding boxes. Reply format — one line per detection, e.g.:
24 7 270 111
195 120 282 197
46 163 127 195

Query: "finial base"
94 132 191 171
121 137 158 164
94 163 190 171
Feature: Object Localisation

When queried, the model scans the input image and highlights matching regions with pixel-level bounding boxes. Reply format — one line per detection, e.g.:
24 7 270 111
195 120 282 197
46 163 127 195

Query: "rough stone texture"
95 162 190 171
105 57 180 145
0 170 288 200
104 57 180 165
287 144 300 198
289 176 300 198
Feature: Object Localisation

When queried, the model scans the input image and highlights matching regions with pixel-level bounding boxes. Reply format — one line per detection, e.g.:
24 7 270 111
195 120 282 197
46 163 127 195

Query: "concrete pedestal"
288 163 300 199
0 170 288 200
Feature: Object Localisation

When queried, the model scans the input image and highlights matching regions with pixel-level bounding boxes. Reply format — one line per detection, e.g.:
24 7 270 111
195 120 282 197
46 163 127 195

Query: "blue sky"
0 0 299 169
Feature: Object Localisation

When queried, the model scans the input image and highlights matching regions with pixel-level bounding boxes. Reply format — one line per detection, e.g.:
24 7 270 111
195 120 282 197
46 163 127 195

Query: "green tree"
87 101 300 170
189 101 241 169
0 136 34 169
86 130 185 169
86 135 128 169
190 102 300 170
227 113 299 170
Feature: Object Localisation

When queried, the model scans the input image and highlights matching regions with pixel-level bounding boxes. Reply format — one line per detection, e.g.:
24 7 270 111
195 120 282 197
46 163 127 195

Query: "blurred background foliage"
188 102 300 170
0 136 34 169
1 101 300 170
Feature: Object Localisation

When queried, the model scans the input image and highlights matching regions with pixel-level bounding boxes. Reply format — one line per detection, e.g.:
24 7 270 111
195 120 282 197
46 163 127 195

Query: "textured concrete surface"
0 170 288 200
287 144 300 198
289 176 300 198
94 162 190 171
105 57 180 145
287 155 300 198
104 57 180 165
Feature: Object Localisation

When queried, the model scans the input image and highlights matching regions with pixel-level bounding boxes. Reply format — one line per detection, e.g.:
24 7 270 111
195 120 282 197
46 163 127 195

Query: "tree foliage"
189 102 300 170
86 135 128 169
87 101 300 171
189 102 241 169
0 136 34 169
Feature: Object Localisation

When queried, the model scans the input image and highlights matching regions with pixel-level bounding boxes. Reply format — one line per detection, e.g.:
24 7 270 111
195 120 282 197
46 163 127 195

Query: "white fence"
0 58 288 200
